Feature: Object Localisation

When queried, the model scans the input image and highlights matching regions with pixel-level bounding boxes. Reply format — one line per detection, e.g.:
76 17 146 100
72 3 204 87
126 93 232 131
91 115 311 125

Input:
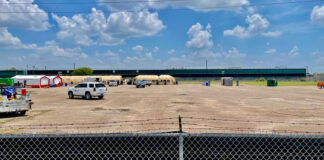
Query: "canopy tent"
48 75 63 87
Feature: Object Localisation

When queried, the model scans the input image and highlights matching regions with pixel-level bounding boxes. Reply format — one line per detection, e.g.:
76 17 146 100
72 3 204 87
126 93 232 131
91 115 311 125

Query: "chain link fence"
1 133 324 159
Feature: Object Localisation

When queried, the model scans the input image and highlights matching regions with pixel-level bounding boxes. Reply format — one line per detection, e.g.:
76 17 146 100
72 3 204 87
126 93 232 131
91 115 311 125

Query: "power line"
0 0 323 14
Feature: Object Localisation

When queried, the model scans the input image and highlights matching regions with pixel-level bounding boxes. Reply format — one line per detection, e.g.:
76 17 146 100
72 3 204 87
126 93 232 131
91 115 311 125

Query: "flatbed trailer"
0 86 33 115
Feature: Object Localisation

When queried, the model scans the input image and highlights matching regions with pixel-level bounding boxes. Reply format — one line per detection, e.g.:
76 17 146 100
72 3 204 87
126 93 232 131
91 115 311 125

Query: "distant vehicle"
318 82 324 89
145 80 152 86
68 82 107 100
108 80 118 87
135 80 146 88
0 87 33 115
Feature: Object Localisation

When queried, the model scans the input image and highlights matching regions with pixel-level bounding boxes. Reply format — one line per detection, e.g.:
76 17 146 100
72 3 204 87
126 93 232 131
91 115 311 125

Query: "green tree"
7 67 17 71
71 67 93 75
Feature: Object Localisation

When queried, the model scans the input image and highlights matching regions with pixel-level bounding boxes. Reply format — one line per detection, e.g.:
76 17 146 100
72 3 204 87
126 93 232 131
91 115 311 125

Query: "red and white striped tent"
13 75 50 88
48 75 63 87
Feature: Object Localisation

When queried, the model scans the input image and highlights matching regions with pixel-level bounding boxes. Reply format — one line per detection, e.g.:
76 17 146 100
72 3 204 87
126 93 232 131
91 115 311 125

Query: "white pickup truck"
68 82 107 100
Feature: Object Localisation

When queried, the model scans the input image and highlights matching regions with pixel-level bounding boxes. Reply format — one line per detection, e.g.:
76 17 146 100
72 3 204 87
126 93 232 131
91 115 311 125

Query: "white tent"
48 75 63 86
13 75 50 88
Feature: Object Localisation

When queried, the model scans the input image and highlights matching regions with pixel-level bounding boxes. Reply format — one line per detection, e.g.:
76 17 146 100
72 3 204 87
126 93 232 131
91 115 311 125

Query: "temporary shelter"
101 76 123 85
158 75 176 85
61 76 87 85
12 75 50 88
84 77 102 83
134 75 159 85
221 77 233 86
48 75 63 87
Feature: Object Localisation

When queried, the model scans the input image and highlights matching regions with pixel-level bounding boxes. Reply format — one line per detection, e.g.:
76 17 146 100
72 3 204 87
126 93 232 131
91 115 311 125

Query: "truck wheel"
68 92 74 99
98 96 104 99
85 92 91 100
20 111 26 116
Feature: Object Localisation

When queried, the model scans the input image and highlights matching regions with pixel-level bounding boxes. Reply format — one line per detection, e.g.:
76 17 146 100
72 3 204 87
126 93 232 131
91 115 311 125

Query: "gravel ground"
1 84 323 134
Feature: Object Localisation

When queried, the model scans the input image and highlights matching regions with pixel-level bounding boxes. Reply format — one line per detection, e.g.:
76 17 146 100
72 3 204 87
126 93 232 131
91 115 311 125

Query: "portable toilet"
267 80 278 87
221 77 233 86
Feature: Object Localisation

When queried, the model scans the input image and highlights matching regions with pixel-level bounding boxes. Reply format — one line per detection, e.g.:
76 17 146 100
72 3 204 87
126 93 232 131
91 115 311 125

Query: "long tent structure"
158 75 177 85
134 75 159 85
101 76 123 85
12 75 50 88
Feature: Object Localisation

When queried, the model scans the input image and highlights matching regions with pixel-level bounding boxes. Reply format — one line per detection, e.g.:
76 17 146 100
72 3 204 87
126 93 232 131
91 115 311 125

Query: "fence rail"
1 133 324 159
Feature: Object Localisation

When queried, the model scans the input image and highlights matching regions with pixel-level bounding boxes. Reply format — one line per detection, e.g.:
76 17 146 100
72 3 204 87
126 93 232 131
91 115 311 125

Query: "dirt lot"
1 84 324 134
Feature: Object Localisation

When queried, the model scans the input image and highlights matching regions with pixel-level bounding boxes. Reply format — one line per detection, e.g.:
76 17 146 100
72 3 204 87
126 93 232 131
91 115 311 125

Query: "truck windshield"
95 84 105 88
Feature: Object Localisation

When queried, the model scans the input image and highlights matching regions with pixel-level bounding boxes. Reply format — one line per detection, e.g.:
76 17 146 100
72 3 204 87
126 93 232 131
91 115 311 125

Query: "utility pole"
206 59 208 70
45 66 47 70
73 63 76 70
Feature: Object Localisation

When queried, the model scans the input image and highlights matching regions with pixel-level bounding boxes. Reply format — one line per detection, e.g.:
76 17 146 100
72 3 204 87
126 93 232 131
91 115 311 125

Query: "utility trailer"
0 85 33 115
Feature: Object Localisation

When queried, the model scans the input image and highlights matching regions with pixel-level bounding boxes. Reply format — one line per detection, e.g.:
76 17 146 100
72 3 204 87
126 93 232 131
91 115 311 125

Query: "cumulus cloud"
132 45 144 52
98 0 249 12
0 28 36 49
53 8 165 46
265 48 277 54
168 49 176 54
311 5 324 26
0 0 50 31
224 14 281 38
36 41 88 58
223 47 246 59
153 46 159 52
288 45 299 57
186 23 213 50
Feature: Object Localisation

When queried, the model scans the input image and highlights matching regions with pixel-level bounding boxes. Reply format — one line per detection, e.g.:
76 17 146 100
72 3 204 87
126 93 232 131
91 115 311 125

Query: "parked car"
135 80 146 88
68 82 107 100
108 80 118 87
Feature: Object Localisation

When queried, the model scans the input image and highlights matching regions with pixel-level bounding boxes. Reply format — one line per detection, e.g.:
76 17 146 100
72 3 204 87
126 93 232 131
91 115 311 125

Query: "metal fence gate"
1 133 324 159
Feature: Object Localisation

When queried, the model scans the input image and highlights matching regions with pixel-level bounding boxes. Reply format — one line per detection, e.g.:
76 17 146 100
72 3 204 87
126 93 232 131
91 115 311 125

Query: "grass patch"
179 81 317 86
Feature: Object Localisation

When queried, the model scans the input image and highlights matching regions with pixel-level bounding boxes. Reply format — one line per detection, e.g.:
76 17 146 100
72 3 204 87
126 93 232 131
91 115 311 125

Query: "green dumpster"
267 80 278 87
0 78 14 86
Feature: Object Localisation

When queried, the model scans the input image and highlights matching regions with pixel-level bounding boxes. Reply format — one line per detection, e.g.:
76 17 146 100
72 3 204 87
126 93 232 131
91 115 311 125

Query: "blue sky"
0 0 324 73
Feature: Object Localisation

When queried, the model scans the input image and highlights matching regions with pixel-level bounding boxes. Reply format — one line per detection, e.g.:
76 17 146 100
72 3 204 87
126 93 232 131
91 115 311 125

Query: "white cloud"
288 45 299 57
132 45 144 52
36 41 88 58
0 28 36 49
311 5 324 26
98 0 249 12
145 52 152 59
224 14 281 38
153 46 159 52
223 47 246 59
53 8 165 46
312 51 323 56
0 0 50 31
118 49 125 53
186 23 213 50
265 48 277 54
168 49 176 54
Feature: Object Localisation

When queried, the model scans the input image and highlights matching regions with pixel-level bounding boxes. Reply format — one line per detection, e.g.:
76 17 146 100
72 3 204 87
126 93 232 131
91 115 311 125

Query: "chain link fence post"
179 115 184 160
